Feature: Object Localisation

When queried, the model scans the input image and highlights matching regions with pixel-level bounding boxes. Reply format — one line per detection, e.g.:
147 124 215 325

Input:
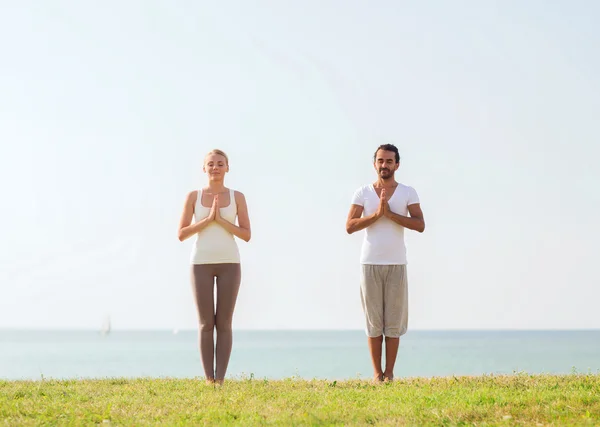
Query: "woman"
178 149 251 385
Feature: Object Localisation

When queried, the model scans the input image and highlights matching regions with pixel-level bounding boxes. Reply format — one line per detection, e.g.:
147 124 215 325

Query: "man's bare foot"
205 378 215 385
373 373 384 383
215 379 224 386
383 372 394 382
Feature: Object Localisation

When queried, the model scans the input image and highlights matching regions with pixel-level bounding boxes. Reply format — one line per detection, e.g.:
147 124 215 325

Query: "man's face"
374 149 399 179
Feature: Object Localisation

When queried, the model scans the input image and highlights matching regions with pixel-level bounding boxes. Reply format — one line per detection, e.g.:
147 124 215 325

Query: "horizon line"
2 327 599 332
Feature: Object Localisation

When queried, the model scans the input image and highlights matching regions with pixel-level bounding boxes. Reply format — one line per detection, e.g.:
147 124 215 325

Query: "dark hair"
373 144 400 163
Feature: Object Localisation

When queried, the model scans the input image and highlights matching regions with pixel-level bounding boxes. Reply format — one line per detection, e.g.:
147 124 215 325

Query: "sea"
1 330 599 381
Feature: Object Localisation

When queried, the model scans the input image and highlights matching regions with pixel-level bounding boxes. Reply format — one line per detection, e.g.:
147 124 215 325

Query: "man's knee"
366 324 384 337
384 326 406 338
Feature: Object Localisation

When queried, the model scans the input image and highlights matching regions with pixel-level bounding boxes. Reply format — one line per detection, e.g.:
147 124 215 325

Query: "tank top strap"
229 188 236 210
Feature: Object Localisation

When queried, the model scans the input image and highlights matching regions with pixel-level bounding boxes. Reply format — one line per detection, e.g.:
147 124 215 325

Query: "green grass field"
1 374 599 426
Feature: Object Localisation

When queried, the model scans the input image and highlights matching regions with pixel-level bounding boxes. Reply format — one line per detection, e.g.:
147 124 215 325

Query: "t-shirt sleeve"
407 186 420 205
351 187 364 206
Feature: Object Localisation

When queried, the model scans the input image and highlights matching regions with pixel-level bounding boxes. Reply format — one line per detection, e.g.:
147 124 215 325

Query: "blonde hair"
204 149 229 165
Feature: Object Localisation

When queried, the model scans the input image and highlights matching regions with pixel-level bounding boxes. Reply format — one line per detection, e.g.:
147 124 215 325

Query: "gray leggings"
191 263 241 380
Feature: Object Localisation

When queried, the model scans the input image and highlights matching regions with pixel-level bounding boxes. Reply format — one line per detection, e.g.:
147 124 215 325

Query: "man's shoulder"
397 182 414 189
395 183 420 204
350 184 374 205
396 182 418 193
352 184 375 197
355 183 374 193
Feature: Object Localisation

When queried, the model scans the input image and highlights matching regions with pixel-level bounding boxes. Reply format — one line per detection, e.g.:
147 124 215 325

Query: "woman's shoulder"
232 189 247 203
185 190 199 204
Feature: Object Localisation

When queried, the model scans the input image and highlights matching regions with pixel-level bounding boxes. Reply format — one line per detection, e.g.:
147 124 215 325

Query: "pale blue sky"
1 1 599 330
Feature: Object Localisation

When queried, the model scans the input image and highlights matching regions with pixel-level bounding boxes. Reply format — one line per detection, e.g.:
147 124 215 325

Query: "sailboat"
100 316 111 336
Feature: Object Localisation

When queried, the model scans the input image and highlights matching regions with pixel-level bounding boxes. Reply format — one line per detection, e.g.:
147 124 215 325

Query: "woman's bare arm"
178 191 214 241
215 191 251 242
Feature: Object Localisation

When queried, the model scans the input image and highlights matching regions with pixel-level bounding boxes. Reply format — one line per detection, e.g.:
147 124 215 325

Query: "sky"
1 0 599 331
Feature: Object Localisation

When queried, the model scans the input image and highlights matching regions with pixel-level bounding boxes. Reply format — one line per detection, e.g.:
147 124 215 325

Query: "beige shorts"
360 264 408 338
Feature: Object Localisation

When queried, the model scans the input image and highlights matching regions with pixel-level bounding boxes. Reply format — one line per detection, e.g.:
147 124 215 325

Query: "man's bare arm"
385 203 425 233
346 205 380 234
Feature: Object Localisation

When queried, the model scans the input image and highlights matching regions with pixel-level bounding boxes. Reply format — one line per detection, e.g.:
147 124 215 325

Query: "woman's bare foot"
383 372 394 382
215 379 224 386
373 373 384 383
205 378 215 385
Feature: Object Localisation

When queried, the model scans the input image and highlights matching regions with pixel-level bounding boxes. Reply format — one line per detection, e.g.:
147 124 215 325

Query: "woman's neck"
205 181 227 193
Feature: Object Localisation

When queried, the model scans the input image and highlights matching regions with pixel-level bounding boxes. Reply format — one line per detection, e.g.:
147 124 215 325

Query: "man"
346 144 425 382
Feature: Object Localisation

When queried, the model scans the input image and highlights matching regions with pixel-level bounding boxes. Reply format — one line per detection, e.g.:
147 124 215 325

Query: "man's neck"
374 177 398 188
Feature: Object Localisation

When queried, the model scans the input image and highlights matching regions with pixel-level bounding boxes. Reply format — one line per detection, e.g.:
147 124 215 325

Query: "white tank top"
190 188 241 264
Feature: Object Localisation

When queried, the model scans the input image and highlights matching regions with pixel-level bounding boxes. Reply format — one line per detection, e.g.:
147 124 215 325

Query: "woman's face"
203 153 229 181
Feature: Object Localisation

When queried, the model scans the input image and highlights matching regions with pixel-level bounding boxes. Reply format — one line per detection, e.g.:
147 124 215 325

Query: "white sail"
100 316 111 335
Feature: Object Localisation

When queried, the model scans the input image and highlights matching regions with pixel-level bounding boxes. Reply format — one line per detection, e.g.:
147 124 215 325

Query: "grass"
1 374 599 426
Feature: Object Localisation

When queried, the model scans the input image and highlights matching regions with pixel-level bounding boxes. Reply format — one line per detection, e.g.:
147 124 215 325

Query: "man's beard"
378 168 394 178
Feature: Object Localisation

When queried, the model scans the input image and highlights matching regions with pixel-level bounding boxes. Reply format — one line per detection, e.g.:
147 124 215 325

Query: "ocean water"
1 330 599 381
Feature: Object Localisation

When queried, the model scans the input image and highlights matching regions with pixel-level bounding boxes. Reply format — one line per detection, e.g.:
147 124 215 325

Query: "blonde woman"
178 149 251 385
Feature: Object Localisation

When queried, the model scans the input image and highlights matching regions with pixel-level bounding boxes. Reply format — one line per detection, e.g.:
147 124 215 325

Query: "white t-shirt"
351 183 420 265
